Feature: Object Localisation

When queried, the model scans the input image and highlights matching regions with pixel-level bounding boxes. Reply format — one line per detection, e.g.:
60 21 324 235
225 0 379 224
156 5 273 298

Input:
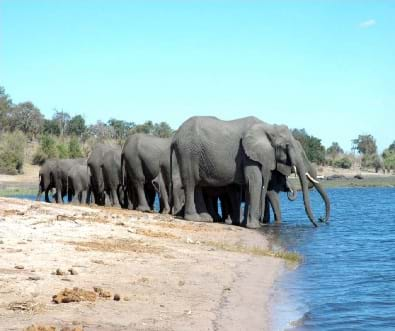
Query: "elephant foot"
137 205 151 212
161 208 170 215
199 212 213 223
184 213 202 222
246 219 261 229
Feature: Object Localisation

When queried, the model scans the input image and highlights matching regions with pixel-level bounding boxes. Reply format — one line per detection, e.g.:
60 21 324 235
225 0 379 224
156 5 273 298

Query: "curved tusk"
306 172 320 184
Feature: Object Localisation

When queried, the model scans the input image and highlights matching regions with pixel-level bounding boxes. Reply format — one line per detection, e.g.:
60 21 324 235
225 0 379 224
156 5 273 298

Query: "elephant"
36 159 57 202
52 158 87 203
262 170 297 224
101 149 129 207
171 116 330 228
87 144 118 206
121 133 184 214
67 164 92 204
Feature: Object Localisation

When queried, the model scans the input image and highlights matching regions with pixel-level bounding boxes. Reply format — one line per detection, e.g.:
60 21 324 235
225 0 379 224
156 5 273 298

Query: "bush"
333 157 352 169
361 153 383 172
56 142 69 159
383 150 395 171
0 131 26 174
68 136 83 158
32 134 57 165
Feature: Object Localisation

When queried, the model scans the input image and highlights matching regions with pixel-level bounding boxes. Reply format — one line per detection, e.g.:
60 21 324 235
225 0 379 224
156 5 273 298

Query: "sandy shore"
0 197 284 331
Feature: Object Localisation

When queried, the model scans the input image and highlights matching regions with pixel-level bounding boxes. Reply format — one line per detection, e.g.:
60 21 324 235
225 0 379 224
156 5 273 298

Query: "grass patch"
0 187 37 196
205 241 302 263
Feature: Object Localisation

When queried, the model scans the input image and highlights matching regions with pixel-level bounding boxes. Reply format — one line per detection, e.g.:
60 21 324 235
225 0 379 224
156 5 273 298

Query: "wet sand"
0 197 283 331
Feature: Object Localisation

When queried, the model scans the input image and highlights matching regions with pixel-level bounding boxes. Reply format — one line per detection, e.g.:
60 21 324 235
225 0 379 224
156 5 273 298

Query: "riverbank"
0 197 288 330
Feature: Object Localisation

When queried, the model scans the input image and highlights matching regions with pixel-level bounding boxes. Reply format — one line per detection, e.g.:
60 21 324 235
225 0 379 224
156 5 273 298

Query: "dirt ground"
0 197 284 331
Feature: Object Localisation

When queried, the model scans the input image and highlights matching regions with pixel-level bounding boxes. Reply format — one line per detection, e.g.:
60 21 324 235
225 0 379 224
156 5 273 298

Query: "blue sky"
1 1 394 151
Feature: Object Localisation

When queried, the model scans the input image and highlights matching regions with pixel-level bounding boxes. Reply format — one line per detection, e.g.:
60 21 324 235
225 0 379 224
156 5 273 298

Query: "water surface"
265 187 395 331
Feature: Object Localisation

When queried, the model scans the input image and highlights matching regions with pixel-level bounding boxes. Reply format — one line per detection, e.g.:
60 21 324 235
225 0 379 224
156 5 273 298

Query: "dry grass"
136 228 180 240
205 241 302 263
68 239 163 254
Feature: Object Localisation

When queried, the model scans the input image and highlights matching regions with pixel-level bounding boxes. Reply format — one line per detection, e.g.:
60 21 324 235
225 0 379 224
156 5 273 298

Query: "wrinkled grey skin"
67 164 91 204
172 116 330 228
87 144 115 206
36 159 57 202
121 134 184 214
52 158 87 203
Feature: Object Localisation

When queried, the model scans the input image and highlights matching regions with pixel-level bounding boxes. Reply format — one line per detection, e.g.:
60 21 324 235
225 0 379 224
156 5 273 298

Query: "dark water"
264 187 395 331
8 188 395 330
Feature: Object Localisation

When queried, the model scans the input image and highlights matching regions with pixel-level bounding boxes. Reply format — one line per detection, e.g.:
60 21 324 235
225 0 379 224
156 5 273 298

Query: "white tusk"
306 172 320 184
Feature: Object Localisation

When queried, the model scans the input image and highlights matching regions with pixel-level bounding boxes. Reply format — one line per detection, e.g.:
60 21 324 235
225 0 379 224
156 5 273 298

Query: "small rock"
61 278 72 282
178 280 185 286
28 276 41 281
123 296 130 301
113 294 121 301
186 237 194 244
127 228 137 234
0 240 4 244
68 268 78 275
93 287 103 294
15 265 24 270
56 268 66 276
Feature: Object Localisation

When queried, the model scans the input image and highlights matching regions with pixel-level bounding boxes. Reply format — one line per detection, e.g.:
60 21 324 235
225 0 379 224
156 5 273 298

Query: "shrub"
68 136 83 158
32 134 57 165
333 157 352 169
0 131 26 174
361 153 383 173
56 142 69 159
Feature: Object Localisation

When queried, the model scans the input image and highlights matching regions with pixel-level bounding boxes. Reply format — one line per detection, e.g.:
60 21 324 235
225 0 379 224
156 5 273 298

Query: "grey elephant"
121 133 184 214
102 148 128 207
67 164 92 204
87 144 117 206
36 159 57 202
52 158 87 203
171 116 330 228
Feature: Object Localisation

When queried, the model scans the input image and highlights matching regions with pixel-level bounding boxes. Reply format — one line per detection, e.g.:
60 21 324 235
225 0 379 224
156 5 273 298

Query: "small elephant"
67 163 91 204
36 159 57 202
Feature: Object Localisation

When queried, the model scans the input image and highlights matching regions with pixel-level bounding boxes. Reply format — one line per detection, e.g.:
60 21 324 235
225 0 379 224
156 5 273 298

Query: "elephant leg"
267 191 282 223
36 187 43 201
111 189 121 207
195 188 213 222
44 189 51 203
81 191 87 204
262 197 271 224
158 179 170 214
244 164 264 229
228 188 241 226
134 180 151 212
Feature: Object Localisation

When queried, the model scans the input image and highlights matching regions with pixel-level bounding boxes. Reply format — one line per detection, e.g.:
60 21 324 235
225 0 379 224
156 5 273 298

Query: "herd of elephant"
36 116 331 228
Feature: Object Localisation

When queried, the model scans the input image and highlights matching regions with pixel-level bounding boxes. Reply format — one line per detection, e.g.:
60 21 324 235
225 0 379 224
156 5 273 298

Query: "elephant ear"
241 123 276 171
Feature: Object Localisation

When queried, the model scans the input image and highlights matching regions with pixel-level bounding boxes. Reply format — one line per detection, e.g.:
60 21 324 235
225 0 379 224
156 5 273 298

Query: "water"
7 188 395 330
265 187 395 331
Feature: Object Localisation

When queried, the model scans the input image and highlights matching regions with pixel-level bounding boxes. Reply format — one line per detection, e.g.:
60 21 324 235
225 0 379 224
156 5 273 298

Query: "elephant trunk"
286 179 297 201
308 178 331 223
293 155 318 227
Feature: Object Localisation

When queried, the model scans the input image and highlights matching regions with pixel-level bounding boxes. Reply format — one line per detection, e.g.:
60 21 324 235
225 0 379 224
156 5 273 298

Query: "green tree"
326 142 344 158
361 153 383 172
352 134 377 155
292 128 325 164
56 142 69 159
0 86 13 131
333 156 352 169
68 136 84 158
153 121 173 138
107 118 135 143
8 102 44 139
87 121 114 142
132 120 155 135
43 119 61 135
32 134 58 164
0 131 26 174
67 115 86 137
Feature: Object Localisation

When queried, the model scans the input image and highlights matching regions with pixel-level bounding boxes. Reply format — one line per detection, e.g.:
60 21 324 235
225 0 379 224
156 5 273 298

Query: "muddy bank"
0 198 284 331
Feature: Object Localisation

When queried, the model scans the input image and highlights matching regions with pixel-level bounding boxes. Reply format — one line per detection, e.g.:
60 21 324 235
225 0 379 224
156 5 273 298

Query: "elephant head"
242 122 330 227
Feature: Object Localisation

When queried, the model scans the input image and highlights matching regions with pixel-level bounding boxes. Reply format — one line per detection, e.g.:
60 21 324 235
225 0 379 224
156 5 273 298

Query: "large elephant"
67 164 91 204
121 133 184 214
52 158 87 203
172 116 330 228
36 159 57 202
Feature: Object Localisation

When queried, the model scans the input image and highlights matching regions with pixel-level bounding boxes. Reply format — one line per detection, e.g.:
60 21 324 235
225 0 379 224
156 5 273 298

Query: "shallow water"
264 187 395 331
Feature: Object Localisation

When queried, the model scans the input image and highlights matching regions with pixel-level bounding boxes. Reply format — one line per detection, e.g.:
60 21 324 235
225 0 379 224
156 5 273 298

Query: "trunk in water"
309 180 331 223
295 158 318 227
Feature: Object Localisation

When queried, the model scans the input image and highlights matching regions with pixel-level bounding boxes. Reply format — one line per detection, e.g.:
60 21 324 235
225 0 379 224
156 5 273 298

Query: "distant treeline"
0 86 394 174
